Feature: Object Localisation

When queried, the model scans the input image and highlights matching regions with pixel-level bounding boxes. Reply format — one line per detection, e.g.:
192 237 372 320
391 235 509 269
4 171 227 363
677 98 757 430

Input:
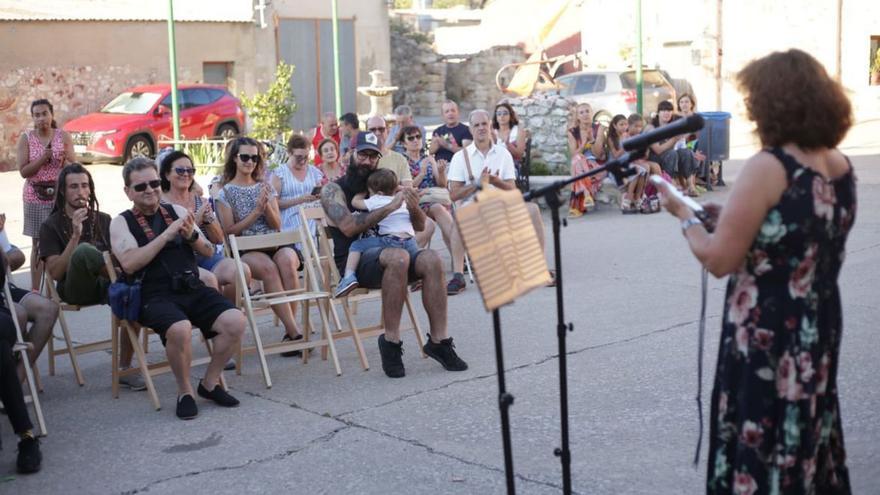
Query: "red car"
64 84 245 164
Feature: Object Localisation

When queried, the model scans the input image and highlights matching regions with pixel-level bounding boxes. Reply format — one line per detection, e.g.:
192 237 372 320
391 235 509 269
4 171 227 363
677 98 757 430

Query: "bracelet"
680 216 703 234
185 230 199 243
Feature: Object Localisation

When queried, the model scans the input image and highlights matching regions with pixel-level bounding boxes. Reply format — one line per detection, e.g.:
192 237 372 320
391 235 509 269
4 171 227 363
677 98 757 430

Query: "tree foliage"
239 62 296 140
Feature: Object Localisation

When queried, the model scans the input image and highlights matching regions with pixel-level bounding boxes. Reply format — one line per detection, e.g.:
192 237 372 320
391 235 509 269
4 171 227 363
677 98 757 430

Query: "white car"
552 69 677 125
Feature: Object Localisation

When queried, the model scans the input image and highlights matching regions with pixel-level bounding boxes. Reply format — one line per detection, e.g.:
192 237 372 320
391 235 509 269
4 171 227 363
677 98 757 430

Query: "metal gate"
277 18 357 132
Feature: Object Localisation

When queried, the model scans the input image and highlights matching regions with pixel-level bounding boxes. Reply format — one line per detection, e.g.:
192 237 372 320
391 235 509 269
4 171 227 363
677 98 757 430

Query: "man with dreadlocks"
38 163 147 389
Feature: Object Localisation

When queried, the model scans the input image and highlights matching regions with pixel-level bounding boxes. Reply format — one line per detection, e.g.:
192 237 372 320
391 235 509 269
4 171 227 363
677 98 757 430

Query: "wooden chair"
228 229 341 388
3 278 46 436
103 252 225 410
298 207 426 371
43 270 113 386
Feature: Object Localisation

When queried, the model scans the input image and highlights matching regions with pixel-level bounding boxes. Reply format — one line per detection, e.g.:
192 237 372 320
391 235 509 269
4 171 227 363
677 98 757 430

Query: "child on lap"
334 169 420 298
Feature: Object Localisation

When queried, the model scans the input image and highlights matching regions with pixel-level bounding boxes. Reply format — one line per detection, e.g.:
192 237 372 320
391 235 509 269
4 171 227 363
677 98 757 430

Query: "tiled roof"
0 0 254 23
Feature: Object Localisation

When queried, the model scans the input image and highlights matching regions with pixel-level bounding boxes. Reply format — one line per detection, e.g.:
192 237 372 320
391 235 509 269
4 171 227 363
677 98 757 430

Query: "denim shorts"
349 235 420 260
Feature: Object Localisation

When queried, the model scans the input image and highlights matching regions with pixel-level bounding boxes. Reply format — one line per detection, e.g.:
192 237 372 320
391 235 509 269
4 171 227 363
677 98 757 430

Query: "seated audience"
320 132 468 378
430 100 473 164
334 169 420 298
492 102 529 169
645 101 700 197
271 134 324 241
567 103 603 217
396 125 466 294
110 157 246 419
387 105 426 154
338 112 360 159
214 137 305 355
0 254 42 473
676 93 709 183
159 150 250 303
311 112 340 167
316 137 346 182
623 114 663 213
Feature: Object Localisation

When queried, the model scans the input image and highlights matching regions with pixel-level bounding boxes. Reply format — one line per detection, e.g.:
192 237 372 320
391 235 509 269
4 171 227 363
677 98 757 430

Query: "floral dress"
708 147 855 494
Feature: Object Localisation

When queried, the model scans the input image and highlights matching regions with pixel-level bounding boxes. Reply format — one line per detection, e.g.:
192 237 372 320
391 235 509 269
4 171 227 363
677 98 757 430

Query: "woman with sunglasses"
159 150 250 303
271 134 324 239
492 102 528 166
215 137 305 352
397 125 466 292
316 138 346 182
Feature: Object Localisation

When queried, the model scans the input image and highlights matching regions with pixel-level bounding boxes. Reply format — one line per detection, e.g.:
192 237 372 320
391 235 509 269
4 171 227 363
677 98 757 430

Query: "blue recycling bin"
696 111 731 161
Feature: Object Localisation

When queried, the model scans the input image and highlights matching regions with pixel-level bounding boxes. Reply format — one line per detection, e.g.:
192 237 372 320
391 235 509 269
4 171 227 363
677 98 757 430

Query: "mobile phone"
310 186 322 196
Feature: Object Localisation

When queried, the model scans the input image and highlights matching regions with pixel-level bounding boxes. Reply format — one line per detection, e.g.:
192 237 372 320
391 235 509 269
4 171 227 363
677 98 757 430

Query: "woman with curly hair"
658 49 855 494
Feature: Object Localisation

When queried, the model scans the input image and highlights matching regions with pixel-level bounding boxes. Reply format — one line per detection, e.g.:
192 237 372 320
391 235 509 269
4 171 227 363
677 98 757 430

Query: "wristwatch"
681 216 703 234
186 230 199 243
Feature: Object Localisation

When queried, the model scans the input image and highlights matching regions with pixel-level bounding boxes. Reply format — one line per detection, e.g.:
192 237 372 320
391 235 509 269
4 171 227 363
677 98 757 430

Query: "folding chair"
43 271 113 386
3 279 46 436
450 201 476 284
103 252 225 410
228 229 341 388
298 207 426 371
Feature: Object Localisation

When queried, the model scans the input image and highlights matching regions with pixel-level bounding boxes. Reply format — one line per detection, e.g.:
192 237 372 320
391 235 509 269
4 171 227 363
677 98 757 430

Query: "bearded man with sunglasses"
110 157 246 420
321 132 468 378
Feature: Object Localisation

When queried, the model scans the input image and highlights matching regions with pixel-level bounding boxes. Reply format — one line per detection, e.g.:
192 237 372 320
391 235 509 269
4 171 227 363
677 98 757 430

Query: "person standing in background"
16 99 75 290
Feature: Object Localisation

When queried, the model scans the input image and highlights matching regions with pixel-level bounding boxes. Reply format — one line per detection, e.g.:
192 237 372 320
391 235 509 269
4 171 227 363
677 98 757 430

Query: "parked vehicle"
64 84 245 164
550 69 677 125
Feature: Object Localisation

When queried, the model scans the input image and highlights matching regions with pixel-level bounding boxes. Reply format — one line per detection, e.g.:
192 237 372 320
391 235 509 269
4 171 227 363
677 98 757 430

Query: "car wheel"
124 135 154 162
217 123 238 141
593 111 612 128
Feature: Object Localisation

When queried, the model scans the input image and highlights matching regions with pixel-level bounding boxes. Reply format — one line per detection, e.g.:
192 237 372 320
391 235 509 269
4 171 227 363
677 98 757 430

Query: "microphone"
622 114 704 152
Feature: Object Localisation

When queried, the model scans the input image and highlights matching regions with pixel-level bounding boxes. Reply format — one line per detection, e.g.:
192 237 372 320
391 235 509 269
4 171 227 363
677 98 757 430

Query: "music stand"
455 184 552 494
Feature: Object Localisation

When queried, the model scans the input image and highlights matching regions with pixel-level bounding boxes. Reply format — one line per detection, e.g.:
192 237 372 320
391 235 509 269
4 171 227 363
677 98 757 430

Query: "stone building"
0 0 393 170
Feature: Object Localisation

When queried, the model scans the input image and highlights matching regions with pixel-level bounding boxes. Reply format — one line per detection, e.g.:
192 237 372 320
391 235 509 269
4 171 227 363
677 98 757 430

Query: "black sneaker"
16 436 41 474
198 381 240 407
446 273 466 295
280 333 303 357
176 394 199 420
377 335 405 378
423 335 468 371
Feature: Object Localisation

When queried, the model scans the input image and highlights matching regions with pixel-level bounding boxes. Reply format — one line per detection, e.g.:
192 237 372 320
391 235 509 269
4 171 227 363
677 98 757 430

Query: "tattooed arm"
320 182 402 238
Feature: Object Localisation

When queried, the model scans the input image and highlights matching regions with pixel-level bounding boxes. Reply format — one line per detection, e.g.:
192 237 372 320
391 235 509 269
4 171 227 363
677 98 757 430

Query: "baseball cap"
355 131 382 156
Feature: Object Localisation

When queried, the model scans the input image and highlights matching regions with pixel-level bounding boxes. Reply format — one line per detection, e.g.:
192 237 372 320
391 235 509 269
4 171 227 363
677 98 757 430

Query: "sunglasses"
357 151 380 160
495 110 509 116
131 179 161 192
237 153 260 163
367 127 386 133
405 135 421 142
291 154 308 162
174 167 195 176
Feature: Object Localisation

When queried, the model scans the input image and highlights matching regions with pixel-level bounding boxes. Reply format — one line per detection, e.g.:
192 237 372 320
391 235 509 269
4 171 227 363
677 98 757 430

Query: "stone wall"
0 65 164 171
445 45 525 114
389 22 446 117
504 93 575 174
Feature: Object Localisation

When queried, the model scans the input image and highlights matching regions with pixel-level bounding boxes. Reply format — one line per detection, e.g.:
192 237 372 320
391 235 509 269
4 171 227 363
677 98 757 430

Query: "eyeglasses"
291 154 308 163
405 135 421 142
174 167 195 176
356 151 380 161
131 179 161 192
237 153 260 163
495 110 509 116
367 127 386 133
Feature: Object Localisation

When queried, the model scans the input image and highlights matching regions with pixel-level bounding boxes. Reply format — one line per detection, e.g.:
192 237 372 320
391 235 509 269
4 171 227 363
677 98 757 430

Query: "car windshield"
100 92 163 114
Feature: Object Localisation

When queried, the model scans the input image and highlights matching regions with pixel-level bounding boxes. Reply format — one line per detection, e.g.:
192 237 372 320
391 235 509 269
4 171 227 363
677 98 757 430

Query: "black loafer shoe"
176 394 199 420
198 381 240 407
423 335 468 371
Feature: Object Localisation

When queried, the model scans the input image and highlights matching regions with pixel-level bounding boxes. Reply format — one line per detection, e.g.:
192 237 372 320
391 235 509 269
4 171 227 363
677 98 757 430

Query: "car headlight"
92 130 118 142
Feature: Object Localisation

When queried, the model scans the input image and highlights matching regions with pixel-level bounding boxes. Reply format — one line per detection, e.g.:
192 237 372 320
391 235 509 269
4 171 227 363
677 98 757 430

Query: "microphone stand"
522 150 643 494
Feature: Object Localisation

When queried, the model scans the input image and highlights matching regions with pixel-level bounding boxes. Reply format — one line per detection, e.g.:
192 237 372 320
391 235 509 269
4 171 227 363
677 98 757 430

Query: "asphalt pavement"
0 139 877 494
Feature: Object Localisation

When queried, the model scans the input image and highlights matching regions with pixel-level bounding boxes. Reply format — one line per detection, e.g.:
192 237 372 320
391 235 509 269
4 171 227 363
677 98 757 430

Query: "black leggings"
0 309 33 437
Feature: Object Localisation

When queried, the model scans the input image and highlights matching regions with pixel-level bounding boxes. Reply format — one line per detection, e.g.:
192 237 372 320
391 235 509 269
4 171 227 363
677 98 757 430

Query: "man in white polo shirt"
447 109 550 292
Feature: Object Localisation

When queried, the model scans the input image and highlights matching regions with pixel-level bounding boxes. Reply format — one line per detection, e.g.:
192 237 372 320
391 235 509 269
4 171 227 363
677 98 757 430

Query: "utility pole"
715 0 723 110
331 0 342 115
636 0 643 115
167 0 181 143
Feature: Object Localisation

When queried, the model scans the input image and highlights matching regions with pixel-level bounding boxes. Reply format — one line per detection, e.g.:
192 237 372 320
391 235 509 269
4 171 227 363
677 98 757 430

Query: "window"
573 74 605 94
184 89 212 108
620 70 670 90
203 62 233 87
